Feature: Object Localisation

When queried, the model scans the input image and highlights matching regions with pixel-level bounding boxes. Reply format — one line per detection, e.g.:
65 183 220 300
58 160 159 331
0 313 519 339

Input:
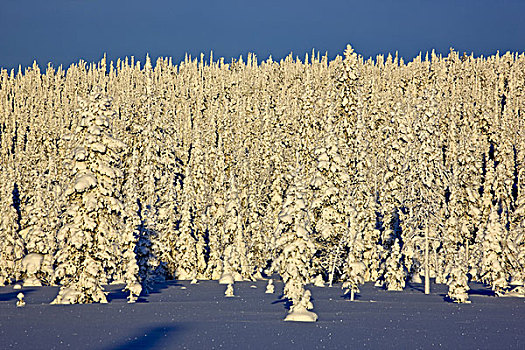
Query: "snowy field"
1 280 523 349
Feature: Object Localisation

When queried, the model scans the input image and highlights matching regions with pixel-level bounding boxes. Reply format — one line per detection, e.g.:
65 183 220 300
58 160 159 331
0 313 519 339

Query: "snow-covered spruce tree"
508 165 525 286
121 215 142 303
390 100 423 284
506 57 525 287
132 54 170 289
262 157 289 271
171 168 205 281
0 164 25 286
446 247 470 303
16 115 62 286
466 153 492 280
233 126 276 279
341 207 366 300
491 89 523 288
383 238 406 291
408 83 448 289
442 172 471 303
396 111 429 287
309 127 352 285
203 137 227 280
153 168 181 278
271 168 318 322
119 145 145 301
357 194 383 283
206 195 226 280
338 44 360 143
243 166 274 279
184 131 210 280
134 197 164 292
221 174 251 282
342 50 401 289
455 131 485 281
52 88 140 304
142 54 185 283
377 57 430 290
18 174 57 286
350 106 383 283
480 207 510 294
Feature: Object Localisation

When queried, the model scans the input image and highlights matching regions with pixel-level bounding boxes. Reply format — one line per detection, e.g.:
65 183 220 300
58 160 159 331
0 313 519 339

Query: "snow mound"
284 307 318 322
313 274 325 287
125 282 142 303
16 293 25 307
225 284 234 297
410 273 423 284
219 273 234 285
265 280 275 294
22 253 44 286
500 286 525 298
23 276 42 287
51 288 82 305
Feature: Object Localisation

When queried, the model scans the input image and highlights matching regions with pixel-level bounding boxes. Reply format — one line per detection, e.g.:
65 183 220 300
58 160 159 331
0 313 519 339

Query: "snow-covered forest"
1 45 524 313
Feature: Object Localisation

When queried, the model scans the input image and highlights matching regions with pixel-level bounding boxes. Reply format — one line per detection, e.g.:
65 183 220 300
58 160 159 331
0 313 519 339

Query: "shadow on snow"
0 287 36 302
102 325 180 350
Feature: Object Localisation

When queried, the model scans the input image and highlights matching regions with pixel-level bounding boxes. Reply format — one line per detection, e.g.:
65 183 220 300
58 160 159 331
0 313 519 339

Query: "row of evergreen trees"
0 45 524 308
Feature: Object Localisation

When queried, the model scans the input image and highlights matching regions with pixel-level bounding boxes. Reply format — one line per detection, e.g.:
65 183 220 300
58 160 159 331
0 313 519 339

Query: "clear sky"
1 0 524 70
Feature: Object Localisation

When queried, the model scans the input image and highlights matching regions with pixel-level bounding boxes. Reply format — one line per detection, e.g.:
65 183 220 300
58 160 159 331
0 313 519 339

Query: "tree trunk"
328 244 341 287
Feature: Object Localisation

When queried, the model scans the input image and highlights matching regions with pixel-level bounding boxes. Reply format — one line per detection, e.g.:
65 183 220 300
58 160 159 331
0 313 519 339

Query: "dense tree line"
0 46 524 313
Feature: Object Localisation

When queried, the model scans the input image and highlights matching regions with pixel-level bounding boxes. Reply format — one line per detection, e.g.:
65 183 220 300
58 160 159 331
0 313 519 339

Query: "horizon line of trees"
0 45 524 309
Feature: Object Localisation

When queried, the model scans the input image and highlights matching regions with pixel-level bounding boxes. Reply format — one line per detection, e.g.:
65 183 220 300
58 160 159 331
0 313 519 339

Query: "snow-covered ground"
1 280 523 349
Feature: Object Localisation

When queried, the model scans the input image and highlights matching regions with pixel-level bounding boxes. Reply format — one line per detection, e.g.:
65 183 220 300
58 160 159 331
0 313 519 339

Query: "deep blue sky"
1 0 524 70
